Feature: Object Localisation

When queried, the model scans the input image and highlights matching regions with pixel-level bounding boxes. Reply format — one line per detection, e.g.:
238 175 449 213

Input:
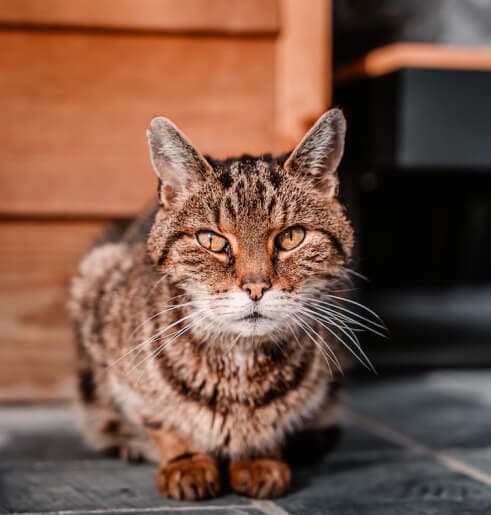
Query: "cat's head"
146 110 354 339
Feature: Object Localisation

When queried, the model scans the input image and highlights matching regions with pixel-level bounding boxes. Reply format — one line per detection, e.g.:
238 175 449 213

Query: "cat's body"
71 110 359 500
72 207 346 456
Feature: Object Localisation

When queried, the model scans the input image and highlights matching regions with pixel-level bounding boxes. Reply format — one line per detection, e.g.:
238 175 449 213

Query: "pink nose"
241 278 271 301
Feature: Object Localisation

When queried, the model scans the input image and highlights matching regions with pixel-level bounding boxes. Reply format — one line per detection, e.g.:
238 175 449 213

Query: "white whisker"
326 294 386 325
299 306 376 374
133 318 201 383
110 309 199 368
302 296 387 332
302 297 387 337
291 313 340 375
128 301 196 340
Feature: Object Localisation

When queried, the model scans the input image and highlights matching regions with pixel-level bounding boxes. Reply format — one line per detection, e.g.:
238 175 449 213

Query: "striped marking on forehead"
211 154 285 192
217 168 233 189
233 166 274 211
211 157 288 226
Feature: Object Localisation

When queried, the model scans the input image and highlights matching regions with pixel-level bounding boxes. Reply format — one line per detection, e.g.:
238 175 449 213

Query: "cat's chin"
224 317 284 338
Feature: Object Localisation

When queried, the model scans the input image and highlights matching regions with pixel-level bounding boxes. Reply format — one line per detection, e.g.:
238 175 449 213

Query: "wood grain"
0 0 279 35
334 43 491 83
0 31 275 217
275 0 331 151
0 221 108 402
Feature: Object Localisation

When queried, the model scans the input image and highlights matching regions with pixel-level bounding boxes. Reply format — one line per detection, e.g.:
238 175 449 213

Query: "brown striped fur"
70 109 354 500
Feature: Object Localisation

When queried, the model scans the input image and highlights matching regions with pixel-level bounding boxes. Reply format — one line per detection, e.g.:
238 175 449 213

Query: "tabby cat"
70 108 375 500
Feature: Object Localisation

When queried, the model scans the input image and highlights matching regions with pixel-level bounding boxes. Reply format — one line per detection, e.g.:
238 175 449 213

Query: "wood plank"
0 31 275 217
0 0 279 35
275 0 331 151
0 221 108 402
334 43 491 83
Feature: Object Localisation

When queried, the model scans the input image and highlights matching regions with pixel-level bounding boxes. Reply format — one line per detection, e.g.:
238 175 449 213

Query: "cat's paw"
119 437 159 463
119 444 145 463
229 458 291 499
156 454 221 500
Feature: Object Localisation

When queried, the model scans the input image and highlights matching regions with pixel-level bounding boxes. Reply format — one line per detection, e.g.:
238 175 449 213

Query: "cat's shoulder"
78 242 133 280
69 242 133 309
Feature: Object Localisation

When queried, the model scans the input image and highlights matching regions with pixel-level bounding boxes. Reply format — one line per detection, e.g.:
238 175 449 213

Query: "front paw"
229 458 291 499
156 454 221 500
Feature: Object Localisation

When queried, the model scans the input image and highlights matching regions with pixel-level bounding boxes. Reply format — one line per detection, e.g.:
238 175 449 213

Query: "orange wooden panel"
275 0 331 151
0 220 108 402
0 0 279 34
335 43 491 83
0 31 275 217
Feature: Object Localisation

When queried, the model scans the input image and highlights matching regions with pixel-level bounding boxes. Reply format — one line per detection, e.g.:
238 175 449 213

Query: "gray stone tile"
425 371 491 406
281 499 491 515
0 461 252 513
346 374 491 449
335 422 400 454
4 451 491 515
277 450 491 515
0 405 94 461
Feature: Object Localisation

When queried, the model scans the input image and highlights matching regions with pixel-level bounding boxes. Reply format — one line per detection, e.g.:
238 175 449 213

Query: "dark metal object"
335 68 491 367
338 68 491 170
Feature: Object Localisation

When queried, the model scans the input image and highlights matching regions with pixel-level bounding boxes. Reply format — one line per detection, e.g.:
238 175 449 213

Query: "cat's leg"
228 379 342 499
229 449 291 499
148 425 221 500
76 343 158 462
76 342 122 453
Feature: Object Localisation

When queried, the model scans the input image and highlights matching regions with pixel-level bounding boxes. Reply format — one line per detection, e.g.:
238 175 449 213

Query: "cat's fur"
70 109 355 500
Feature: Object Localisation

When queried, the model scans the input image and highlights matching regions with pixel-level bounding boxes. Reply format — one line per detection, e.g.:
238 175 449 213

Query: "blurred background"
334 0 491 369
1 0 490 405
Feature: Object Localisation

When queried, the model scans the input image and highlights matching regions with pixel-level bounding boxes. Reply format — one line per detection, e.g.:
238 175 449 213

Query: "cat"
70 108 371 500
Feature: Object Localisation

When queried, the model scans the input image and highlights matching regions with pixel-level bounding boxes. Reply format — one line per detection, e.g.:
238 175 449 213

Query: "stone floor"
1 370 491 514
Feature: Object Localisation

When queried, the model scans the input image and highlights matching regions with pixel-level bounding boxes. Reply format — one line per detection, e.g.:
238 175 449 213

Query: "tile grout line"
12 500 291 515
250 499 291 515
347 410 491 489
12 505 258 515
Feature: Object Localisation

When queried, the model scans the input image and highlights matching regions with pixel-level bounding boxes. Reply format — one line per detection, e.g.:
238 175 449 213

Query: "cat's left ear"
284 108 346 198
146 117 213 207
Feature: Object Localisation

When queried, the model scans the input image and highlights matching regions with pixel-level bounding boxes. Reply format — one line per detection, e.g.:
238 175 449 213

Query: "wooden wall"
0 0 332 402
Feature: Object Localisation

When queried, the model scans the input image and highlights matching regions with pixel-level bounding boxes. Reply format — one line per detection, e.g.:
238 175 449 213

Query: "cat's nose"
241 277 271 301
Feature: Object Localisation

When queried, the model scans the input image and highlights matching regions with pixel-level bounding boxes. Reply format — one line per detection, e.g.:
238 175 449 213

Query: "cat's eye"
276 226 306 251
196 230 228 253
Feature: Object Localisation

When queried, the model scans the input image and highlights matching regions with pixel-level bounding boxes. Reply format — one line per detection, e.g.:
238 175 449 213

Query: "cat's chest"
177 345 309 409
218 349 284 406
113 344 326 456
162 346 325 456
222 349 258 390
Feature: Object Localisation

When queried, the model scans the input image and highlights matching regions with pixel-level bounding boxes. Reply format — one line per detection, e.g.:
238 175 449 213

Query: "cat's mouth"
206 291 288 336
239 312 271 322
221 306 285 337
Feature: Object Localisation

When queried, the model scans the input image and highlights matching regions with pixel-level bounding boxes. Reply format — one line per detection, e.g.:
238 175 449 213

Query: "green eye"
276 226 306 251
196 230 228 253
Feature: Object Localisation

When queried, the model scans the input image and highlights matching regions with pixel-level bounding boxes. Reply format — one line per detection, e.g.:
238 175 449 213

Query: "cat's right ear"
284 108 346 198
146 117 212 207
